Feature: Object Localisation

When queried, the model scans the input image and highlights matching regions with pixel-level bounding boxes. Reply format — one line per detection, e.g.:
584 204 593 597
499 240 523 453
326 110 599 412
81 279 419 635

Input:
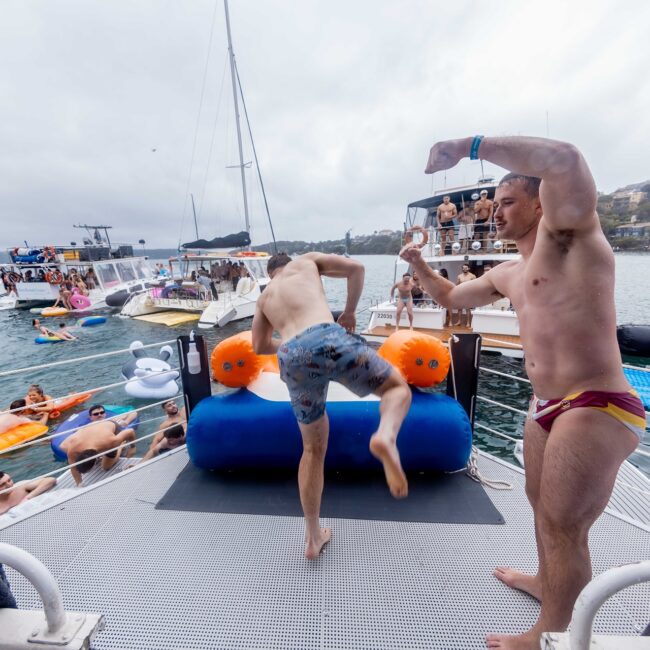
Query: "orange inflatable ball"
378 330 450 387
211 331 279 387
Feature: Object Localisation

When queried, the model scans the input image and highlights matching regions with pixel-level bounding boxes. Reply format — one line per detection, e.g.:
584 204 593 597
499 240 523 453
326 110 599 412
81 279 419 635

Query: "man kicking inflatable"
401 135 645 649
252 252 411 559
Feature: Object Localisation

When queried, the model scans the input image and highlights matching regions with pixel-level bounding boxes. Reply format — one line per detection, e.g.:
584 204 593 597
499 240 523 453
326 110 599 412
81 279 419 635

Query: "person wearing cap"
473 189 494 249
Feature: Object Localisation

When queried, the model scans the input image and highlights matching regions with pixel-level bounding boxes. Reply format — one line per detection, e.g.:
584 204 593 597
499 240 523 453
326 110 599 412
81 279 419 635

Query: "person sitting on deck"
0 471 57 516
140 424 186 462
60 405 137 486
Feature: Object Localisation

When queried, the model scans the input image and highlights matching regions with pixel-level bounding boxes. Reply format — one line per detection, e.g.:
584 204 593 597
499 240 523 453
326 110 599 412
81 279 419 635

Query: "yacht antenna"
224 0 251 242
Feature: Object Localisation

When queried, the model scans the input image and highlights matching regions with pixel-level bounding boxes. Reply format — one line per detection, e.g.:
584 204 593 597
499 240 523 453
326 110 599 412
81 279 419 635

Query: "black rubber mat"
156 462 504 524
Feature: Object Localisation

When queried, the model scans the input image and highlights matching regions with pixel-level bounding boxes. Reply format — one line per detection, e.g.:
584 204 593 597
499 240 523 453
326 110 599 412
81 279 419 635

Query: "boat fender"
617 324 650 357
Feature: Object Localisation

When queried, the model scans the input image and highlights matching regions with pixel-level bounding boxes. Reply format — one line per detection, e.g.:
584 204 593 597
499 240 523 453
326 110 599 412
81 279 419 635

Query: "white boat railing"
0 542 104 649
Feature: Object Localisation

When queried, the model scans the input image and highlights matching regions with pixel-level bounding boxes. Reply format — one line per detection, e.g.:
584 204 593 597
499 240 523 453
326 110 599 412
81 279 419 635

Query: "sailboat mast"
224 0 250 239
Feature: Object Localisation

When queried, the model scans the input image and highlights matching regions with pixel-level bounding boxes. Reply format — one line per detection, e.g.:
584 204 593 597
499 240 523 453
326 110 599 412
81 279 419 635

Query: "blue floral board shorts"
277 322 393 425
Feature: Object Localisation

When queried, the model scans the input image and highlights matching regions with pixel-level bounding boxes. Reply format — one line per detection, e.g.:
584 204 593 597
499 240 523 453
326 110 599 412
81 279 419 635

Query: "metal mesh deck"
1 449 648 650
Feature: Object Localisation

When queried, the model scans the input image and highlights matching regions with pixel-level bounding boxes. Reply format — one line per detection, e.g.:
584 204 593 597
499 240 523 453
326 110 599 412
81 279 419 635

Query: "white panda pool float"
121 341 180 399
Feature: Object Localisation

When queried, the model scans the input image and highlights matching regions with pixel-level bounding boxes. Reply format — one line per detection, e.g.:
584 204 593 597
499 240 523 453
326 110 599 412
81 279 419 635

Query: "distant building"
611 190 647 211
375 229 396 236
613 221 650 238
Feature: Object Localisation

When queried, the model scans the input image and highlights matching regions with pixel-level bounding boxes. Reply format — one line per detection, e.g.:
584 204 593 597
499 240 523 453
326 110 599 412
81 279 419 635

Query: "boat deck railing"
0 339 188 499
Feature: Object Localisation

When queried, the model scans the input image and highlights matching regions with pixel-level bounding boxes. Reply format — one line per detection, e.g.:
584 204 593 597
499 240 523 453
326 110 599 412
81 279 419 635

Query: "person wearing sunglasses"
60 405 137 486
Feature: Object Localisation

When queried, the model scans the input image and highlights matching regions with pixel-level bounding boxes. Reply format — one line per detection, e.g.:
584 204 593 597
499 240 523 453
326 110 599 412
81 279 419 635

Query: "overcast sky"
1 0 648 249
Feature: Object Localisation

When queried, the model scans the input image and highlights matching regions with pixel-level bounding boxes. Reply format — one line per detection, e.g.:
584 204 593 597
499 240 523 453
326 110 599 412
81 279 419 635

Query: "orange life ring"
46 270 64 284
404 226 429 249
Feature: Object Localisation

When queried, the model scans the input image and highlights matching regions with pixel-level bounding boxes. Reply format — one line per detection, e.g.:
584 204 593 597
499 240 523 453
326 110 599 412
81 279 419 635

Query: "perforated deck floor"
1 449 648 650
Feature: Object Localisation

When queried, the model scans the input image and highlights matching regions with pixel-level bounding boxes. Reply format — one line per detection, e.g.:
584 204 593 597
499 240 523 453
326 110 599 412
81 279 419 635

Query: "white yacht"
1 226 156 311
119 251 270 328
363 177 524 357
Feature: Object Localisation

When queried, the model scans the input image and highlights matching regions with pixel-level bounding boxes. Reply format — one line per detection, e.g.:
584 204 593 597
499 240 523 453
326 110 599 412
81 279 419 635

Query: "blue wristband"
470 135 484 160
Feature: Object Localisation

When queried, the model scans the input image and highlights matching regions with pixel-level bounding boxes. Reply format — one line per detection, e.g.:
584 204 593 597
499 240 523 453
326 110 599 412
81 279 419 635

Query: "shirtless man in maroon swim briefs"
401 135 645 649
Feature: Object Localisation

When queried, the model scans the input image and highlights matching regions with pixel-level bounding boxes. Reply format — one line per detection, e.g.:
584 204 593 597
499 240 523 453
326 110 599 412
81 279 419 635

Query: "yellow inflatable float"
0 422 49 452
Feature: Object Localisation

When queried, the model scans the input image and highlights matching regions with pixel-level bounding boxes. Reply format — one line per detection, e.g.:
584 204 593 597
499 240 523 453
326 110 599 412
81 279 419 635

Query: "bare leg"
297 414 331 560
494 417 547 602
486 408 639 649
406 302 414 330
369 369 411 498
395 300 404 331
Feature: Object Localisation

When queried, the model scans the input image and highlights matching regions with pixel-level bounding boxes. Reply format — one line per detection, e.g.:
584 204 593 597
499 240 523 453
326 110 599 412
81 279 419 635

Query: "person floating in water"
252 252 411 560
402 134 645 650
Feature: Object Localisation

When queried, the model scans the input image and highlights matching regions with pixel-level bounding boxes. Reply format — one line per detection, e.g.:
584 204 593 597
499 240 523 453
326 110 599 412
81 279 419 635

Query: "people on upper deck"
436 195 457 252
0 471 57 516
457 206 475 253
473 189 494 249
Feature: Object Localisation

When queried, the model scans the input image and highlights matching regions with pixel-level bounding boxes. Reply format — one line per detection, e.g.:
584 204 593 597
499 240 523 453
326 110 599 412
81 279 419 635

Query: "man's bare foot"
485 631 540 649
493 567 542 601
304 527 331 560
451 321 461 327
369 435 408 498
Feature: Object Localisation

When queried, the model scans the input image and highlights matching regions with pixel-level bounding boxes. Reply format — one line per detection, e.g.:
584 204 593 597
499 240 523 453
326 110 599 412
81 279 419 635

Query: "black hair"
267 252 292 275
439 268 449 279
75 450 98 474
59 323 66 328
498 173 541 199
32 318 38 326
161 400 176 410
0 471 5 480
10 399 26 410
164 424 185 440
88 404 105 416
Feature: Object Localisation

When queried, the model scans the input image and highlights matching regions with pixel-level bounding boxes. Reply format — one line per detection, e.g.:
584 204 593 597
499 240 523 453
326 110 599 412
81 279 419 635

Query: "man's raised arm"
400 245 501 309
305 253 365 332
425 136 597 232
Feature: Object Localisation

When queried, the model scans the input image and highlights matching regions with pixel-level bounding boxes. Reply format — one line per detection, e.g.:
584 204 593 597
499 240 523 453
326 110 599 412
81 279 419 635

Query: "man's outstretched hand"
399 243 423 264
425 139 467 174
337 310 356 333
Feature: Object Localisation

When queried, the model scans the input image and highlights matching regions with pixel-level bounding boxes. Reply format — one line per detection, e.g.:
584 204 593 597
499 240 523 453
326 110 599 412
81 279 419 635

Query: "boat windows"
115 261 137 283
132 259 150 280
246 259 268 279
93 262 120 289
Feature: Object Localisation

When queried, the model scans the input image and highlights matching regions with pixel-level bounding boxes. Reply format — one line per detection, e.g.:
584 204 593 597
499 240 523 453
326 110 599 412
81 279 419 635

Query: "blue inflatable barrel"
187 374 472 473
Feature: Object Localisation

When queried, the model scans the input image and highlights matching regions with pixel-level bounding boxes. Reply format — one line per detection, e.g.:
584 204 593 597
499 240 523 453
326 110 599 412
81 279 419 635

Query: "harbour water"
1 253 648 483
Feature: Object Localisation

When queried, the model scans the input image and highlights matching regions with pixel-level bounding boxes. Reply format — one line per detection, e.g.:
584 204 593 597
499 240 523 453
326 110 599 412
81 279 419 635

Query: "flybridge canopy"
181 231 251 250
